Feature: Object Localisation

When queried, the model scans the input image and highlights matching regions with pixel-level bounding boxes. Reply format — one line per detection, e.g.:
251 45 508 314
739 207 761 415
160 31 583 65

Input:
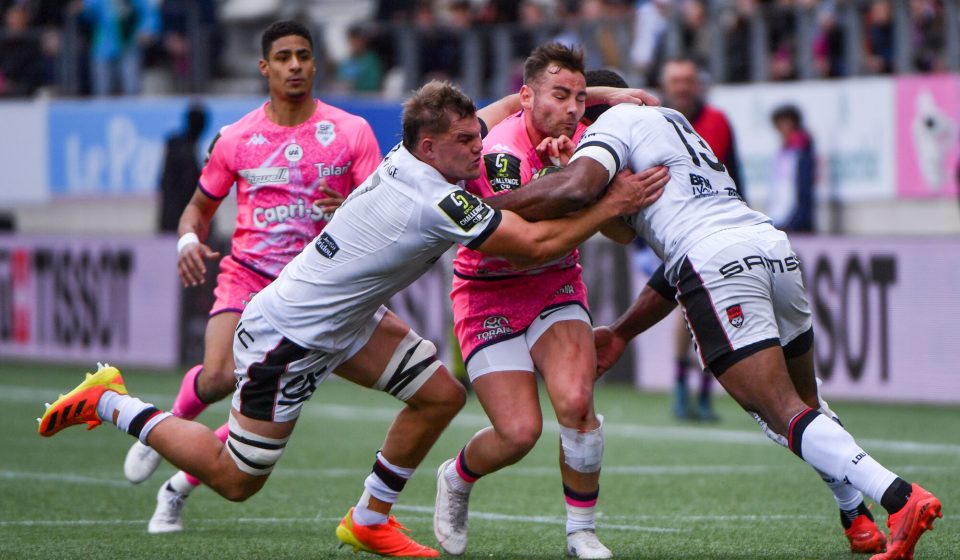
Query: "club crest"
315 120 336 146
726 305 744 328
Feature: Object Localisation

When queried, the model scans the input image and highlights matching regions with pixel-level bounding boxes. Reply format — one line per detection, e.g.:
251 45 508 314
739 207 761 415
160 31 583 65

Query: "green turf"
1 361 957 559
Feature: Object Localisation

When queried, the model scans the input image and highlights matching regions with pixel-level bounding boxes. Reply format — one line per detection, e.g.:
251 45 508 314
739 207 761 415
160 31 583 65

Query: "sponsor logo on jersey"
316 120 336 146
484 152 521 192
252 197 326 228
438 190 492 231
718 255 800 278
239 167 289 185
315 161 352 177
279 366 328 405
726 304 744 328
477 315 512 341
315 232 340 259
284 143 303 162
246 133 268 146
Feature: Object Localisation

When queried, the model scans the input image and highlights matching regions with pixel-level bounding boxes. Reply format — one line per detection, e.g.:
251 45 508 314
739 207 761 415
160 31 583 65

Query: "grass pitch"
2 361 957 559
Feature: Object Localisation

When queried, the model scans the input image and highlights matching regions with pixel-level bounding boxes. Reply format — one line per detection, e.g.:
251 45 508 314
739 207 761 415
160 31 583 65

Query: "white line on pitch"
389 504 679 533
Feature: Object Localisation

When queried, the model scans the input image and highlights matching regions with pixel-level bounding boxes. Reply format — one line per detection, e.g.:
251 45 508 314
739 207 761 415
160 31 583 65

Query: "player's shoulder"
314 99 373 129
481 112 525 153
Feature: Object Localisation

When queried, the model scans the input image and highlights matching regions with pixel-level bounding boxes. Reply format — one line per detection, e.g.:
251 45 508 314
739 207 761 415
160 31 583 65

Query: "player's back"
579 104 770 282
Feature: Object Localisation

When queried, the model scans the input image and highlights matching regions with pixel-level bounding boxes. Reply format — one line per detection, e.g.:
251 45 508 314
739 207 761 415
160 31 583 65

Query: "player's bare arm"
475 168 665 268
177 189 222 287
594 283 676 376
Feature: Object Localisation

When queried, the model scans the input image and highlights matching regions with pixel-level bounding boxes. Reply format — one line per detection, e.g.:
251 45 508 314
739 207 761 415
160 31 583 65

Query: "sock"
789 410 899 511
99 392 171 442
167 471 196 497
815 467 868 527
674 360 687 385
880 477 913 515
171 365 207 420
564 484 598 534
353 451 415 526
445 447 480 493
698 372 712 407
840 501 874 529
184 422 229 487
96 390 124 423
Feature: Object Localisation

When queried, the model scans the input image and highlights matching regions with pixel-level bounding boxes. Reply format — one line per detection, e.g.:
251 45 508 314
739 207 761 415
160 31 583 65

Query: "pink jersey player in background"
122 20 381 533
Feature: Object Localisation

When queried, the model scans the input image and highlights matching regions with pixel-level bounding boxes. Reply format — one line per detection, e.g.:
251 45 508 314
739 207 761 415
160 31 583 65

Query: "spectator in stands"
337 24 383 93
723 0 755 82
630 0 669 86
767 0 798 80
910 0 946 72
77 0 159 96
812 1 846 78
660 56 745 421
0 4 43 97
864 0 894 74
769 104 816 233
159 0 222 89
158 102 208 233
678 0 712 71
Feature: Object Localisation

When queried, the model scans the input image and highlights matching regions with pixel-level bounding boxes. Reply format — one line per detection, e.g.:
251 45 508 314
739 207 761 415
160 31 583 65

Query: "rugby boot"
871 484 942 560
38 363 127 437
567 529 613 559
845 513 887 554
434 458 470 555
336 507 439 557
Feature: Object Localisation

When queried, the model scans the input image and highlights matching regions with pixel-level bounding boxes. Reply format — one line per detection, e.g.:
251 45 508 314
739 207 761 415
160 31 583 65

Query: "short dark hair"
583 69 628 123
523 43 585 86
261 20 313 59
771 104 803 127
402 80 477 151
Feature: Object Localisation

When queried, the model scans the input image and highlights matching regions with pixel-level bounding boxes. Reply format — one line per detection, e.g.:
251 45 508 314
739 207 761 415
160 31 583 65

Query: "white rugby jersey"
570 104 771 283
254 144 502 351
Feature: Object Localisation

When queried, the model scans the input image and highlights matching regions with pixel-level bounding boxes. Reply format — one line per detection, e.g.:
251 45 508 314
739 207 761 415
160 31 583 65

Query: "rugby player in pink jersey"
435 44 649 559
121 20 384 533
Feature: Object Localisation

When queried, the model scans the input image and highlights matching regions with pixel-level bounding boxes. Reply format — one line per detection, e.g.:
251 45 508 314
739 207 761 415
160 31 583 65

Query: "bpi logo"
726 305 744 328
316 121 336 146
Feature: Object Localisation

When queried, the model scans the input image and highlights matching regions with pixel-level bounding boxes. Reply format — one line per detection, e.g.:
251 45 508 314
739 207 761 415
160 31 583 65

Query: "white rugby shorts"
674 225 813 375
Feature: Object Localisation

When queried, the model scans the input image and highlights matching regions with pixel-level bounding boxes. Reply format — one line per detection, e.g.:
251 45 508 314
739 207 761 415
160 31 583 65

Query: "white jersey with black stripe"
254 143 502 352
570 104 771 284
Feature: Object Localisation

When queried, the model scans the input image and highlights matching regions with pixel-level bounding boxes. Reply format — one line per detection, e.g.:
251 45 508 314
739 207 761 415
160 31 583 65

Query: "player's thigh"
716 345 808 436
336 308 457 405
203 311 240 376
473 369 543 442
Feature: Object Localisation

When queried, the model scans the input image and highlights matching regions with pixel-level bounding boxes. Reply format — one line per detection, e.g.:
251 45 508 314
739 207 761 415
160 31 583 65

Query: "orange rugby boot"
336 507 439 557
38 363 127 437
845 513 887 554
870 484 942 560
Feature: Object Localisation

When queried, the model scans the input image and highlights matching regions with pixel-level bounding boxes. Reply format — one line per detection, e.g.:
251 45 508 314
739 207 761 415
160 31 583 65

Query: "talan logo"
316 121 336 146
239 167 289 185
726 304 744 328
315 232 340 259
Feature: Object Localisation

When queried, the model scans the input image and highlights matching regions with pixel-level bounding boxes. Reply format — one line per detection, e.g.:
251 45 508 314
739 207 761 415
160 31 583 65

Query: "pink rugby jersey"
453 112 586 279
199 100 381 278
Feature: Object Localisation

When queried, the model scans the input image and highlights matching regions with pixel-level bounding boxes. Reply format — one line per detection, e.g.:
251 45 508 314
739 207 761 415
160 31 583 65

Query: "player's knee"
500 419 542 457
374 332 447 405
560 414 604 473
553 387 593 427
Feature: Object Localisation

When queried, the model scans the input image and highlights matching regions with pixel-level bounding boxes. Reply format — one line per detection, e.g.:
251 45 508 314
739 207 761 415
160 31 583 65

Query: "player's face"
662 61 699 116
422 114 483 183
522 66 587 139
260 35 315 101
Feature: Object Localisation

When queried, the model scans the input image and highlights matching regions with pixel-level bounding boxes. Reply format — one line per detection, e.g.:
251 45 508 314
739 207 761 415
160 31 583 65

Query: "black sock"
839 500 874 529
880 477 913 515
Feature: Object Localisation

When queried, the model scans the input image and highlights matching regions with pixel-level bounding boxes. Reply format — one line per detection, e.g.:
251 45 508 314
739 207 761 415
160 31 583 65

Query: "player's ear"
519 84 534 111
258 58 269 77
419 137 435 160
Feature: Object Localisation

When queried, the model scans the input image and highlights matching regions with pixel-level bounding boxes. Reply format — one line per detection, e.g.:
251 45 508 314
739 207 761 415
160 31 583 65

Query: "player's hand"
604 165 668 216
535 135 576 167
594 326 627 378
178 241 220 287
587 86 661 108
313 180 345 215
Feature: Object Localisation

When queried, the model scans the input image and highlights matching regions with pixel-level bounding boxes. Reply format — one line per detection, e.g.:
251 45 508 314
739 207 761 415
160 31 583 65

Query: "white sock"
815 467 864 511
444 459 474 494
96 390 124 424
167 471 196 497
565 502 596 534
353 489 389 526
798 414 898 504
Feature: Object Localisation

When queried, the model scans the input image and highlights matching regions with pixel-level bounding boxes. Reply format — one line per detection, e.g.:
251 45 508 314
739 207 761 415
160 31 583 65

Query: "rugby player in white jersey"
477 95 942 560
37 81 666 558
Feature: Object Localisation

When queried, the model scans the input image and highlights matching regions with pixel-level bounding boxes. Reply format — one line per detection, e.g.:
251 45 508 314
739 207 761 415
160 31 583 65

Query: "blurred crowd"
0 0 955 98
